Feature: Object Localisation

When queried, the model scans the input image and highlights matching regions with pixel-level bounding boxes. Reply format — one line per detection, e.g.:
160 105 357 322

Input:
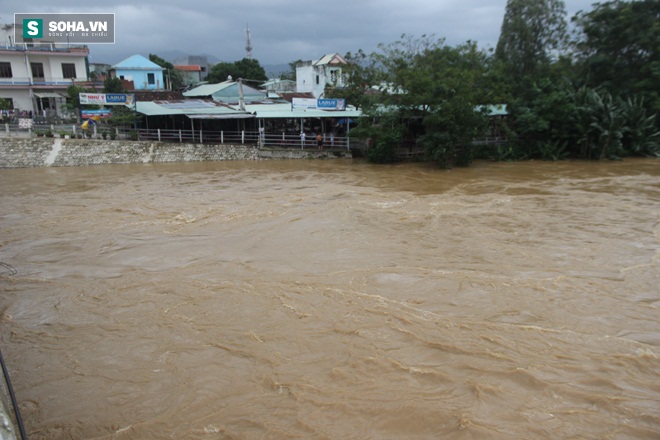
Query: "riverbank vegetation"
329 0 660 166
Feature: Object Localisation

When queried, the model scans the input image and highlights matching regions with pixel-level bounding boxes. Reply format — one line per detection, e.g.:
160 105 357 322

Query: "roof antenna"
245 24 253 59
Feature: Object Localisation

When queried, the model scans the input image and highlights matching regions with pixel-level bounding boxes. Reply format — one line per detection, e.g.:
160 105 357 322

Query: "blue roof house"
111 54 165 91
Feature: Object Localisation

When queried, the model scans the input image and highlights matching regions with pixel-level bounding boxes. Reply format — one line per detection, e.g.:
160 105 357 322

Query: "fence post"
179 130 182 143
4 123 8 134
221 131 224 144
157 129 161 141
200 129 203 143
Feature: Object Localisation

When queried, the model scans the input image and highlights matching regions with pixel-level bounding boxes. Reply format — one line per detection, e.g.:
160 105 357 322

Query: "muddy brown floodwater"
0 158 658 439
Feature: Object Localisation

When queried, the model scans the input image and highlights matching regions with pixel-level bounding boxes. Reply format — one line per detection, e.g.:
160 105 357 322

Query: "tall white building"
296 53 347 99
0 22 91 119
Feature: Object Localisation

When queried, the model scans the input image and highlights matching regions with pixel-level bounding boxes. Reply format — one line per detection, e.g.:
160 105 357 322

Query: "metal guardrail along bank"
0 123 356 150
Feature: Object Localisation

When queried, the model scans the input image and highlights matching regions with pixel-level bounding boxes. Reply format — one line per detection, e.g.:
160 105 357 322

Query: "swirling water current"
0 158 658 439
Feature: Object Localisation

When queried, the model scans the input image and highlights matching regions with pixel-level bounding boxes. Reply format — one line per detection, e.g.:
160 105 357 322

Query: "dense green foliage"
65 84 85 114
207 58 268 83
149 54 185 90
572 0 660 118
347 36 498 166
335 0 659 165
495 0 568 81
103 77 124 93
325 50 378 111
0 98 11 110
279 60 303 81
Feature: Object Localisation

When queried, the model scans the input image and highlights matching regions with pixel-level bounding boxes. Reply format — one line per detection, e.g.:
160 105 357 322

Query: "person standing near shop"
316 132 323 150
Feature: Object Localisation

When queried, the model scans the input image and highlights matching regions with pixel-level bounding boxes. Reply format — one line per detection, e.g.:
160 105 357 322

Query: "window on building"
147 73 155 85
31 63 45 81
62 63 76 79
0 62 13 78
330 70 338 84
316 75 320 85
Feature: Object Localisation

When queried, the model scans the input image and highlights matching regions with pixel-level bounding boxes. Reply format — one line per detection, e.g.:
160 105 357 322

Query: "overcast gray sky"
2 0 597 67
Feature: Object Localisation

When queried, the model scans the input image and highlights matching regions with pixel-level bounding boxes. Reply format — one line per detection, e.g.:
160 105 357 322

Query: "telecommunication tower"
245 24 253 59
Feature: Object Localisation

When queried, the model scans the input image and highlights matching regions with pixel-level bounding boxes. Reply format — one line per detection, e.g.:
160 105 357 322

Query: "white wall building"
0 23 90 119
296 53 347 99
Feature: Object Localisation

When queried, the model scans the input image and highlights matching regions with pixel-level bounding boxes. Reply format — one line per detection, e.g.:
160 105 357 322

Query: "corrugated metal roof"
136 99 362 120
135 99 251 117
183 80 266 102
183 81 234 97
245 102 362 119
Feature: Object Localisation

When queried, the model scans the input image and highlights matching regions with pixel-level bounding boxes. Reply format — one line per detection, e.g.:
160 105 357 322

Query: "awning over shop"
135 99 361 121
244 103 362 119
33 92 66 99
186 114 255 119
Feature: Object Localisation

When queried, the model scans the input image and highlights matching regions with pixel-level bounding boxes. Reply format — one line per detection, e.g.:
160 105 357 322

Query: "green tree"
351 110 406 164
233 58 267 81
207 58 267 83
620 96 660 156
106 106 136 128
356 35 492 166
0 97 11 123
207 62 235 83
572 0 660 122
493 0 577 161
103 76 124 93
149 53 185 90
279 59 303 81
570 88 659 159
325 50 378 110
65 84 86 116
495 0 568 82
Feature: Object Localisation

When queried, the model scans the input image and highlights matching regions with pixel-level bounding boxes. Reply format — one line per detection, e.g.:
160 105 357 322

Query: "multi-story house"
296 53 347 98
0 22 91 120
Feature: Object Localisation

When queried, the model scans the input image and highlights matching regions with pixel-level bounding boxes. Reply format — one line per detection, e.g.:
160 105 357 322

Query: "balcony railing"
0 43 89 53
0 77 85 85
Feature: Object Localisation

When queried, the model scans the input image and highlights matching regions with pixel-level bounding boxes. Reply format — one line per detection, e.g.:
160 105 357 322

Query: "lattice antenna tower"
245 24 253 59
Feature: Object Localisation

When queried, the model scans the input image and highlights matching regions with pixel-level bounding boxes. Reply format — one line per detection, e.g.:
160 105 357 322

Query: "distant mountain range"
155 50 290 79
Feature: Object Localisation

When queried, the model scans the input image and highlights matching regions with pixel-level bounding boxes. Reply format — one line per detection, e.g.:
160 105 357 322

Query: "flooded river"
0 158 658 439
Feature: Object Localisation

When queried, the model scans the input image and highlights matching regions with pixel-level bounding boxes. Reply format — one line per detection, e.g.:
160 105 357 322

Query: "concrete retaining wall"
0 138 351 168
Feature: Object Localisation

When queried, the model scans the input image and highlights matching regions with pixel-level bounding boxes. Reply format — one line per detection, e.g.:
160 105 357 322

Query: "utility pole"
238 78 246 112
